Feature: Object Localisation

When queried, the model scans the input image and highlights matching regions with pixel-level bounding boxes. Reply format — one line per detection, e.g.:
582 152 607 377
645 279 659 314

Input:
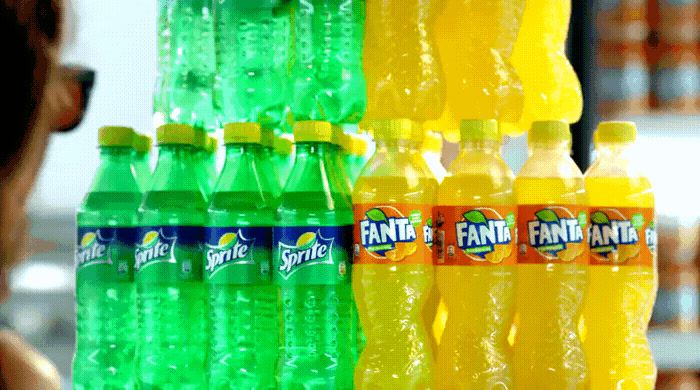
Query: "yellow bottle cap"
368 119 419 141
260 128 275 148
422 130 444 152
274 134 294 155
294 121 333 143
459 119 499 142
595 121 637 144
157 124 196 146
331 125 348 148
193 128 208 150
528 120 571 144
99 126 135 147
345 133 368 156
223 123 261 144
207 136 218 153
133 134 152 153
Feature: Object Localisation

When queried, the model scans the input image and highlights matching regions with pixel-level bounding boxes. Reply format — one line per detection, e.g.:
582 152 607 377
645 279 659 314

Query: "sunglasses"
49 65 96 133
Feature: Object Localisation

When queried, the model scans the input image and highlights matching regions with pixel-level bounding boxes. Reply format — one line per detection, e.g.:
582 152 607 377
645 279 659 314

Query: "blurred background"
3 0 700 388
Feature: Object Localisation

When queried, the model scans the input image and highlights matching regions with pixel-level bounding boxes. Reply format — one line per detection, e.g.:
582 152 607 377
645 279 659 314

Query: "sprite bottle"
193 128 213 199
206 134 219 189
132 133 153 192
274 121 355 389
257 128 282 201
272 133 295 188
206 123 279 389
135 124 207 388
73 126 140 389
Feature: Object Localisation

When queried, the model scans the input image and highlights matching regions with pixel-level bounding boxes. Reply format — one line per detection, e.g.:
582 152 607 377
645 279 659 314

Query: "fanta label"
517 205 589 264
205 226 272 284
353 204 433 265
273 225 352 285
589 207 655 266
135 226 203 282
75 227 137 283
433 206 517 266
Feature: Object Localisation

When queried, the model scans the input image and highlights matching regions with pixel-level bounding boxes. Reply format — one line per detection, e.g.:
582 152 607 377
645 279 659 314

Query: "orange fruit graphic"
558 242 584 262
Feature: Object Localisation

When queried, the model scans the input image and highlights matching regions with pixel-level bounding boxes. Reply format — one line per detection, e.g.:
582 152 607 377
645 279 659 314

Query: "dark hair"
0 0 61 173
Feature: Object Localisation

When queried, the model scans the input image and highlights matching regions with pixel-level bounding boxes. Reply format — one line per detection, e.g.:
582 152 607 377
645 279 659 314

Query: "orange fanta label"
433 206 517 266
353 204 433 264
589 207 655 266
518 205 589 264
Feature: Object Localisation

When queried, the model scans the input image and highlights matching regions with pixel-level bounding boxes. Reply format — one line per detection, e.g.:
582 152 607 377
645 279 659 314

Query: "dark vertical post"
569 0 598 171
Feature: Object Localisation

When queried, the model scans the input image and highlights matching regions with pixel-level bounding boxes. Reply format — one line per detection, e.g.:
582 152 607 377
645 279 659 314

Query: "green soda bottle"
74 126 140 389
274 121 355 389
272 133 295 188
132 133 153 192
135 124 207 388
206 135 219 189
194 128 213 199
206 123 279 389
257 128 282 200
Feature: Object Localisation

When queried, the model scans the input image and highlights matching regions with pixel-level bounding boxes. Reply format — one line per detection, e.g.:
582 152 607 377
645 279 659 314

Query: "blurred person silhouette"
0 0 94 388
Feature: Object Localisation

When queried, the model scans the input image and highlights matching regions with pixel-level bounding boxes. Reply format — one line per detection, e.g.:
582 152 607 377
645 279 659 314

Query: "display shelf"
649 329 700 370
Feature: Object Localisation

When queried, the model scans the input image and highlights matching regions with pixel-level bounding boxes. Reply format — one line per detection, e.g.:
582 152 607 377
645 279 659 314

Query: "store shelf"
649 329 700 370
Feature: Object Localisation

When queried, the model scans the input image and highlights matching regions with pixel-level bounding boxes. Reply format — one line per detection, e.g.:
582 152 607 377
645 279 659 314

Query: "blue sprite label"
205 227 272 284
135 226 204 282
273 226 352 285
75 227 137 283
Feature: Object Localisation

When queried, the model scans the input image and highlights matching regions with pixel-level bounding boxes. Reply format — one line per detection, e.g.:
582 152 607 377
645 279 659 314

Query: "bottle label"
204 226 272 284
517 205 589 264
589 207 655 266
433 206 517 266
135 226 204 282
272 226 352 285
75 227 137 283
353 204 433 265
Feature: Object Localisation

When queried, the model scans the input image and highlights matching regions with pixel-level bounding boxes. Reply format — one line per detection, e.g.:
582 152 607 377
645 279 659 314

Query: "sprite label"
135 226 204 283
204 226 272 284
75 227 137 283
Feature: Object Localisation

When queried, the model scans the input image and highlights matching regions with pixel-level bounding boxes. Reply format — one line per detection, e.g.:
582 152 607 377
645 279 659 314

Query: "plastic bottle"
435 0 525 132
132 133 153 192
206 123 279 389
513 120 589 389
291 0 367 124
433 119 516 389
421 130 446 183
343 132 369 185
194 129 212 199
213 0 292 131
73 126 140 389
511 0 583 133
363 0 446 122
331 125 354 194
273 120 355 389
353 119 437 389
272 133 295 188
583 121 657 389
258 128 282 201
135 124 207 388
206 135 219 189
154 0 173 128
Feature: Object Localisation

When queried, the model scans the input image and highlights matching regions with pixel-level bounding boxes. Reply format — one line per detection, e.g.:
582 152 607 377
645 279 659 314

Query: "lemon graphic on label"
142 231 160 247
80 232 96 248
218 232 237 249
296 232 317 250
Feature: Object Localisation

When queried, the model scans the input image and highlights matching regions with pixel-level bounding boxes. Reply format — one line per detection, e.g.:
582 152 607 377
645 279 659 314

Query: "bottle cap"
274 134 294 155
207 136 218 153
133 134 152 153
368 119 419 141
459 119 499 142
423 130 444 152
193 128 208 150
223 122 261 144
157 124 196 146
595 121 637 144
294 121 333 143
99 126 135 147
528 120 571 144
331 125 348 148
261 128 275 149
346 133 368 156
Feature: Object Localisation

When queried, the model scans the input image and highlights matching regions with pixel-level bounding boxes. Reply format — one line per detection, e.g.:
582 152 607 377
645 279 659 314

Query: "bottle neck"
286 142 340 192
528 141 571 156
375 138 419 152
215 143 264 193
595 142 633 158
90 147 139 193
459 140 500 155
150 144 202 192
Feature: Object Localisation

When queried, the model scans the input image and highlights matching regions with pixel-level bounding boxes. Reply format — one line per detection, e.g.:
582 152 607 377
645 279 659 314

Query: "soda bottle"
513 120 589 389
206 123 279 389
353 119 436 388
363 0 446 122
73 126 140 389
194 128 213 199
433 119 516 388
272 133 295 188
273 120 354 389
169 0 217 131
135 124 207 388
421 130 446 183
213 0 292 131
206 135 219 189
154 0 173 128
291 0 367 124
343 132 369 185
511 0 583 133
258 128 282 201
435 0 524 133
331 125 353 194
132 133 153 193
583 121 657 389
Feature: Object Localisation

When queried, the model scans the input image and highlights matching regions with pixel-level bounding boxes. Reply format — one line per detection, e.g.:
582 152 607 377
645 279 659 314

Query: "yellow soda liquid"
513 121 589 389
434 120 516 389
583 121 657 389
353 119 437 389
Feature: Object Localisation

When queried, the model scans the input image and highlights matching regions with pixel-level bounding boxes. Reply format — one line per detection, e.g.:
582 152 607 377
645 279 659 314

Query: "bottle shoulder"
518 151 584 180
439 154 515 205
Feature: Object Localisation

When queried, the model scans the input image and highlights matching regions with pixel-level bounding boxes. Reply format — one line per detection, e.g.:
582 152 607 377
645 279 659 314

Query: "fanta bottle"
193 128 212 199
583 121 657 389
206 123 279 389
513 120 589 389
435 0 525 131
433 119 516 389
511 0 583 132
206 135 219 189
363 0 446 122
135 124 207 388
132 133 153 192
272 133 295 188
273 121 355 389
353 119 436 389
343 132 369 185
257 128 282 202
73 126 140 389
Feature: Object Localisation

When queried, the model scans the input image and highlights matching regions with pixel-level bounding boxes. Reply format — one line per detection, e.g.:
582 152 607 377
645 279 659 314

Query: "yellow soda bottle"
434 119 517 389
513 120 589 389
353 119 437 389
583 121 657 389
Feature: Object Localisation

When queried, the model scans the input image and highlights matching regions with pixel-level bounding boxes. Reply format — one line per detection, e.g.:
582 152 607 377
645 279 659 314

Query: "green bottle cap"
528 120 571 144
223 123 261 144
294 121 333 143
99 126 135 147
133 134 152 153
595 121 637 144
459 119 499 142
156 124 196 146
